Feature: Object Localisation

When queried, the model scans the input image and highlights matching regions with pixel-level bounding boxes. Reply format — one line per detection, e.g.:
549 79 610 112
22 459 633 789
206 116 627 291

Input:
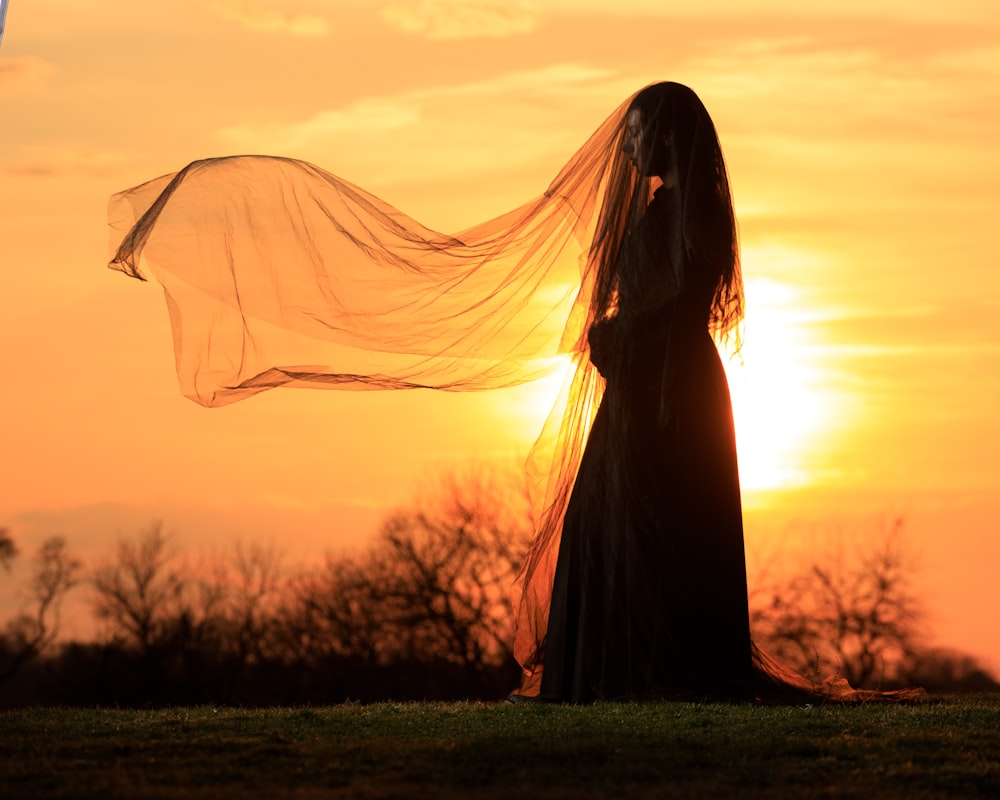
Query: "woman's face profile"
622 109 644 169
623 106 674 179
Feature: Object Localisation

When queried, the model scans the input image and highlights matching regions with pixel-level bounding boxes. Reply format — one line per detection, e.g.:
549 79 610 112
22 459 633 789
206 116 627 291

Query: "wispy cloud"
807 302 1000 352
213 0 330 37
380 0 539 40
680 28 1000 246
216 63 624 184
0 56 55 94
220 97 422 151
2 146 131 178
927 44 1000 76
537 0 998 24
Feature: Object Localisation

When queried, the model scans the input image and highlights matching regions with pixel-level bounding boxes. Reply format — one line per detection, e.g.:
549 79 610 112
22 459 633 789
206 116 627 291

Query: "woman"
515 82 753 702
108 82 918 703
512 84 919 703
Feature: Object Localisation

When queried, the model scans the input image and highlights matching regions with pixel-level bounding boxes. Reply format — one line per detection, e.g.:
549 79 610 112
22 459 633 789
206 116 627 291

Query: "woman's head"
623 82 710 180
597 82 742 340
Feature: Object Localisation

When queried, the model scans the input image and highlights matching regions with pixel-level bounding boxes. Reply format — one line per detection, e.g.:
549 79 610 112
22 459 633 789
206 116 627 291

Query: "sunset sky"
1 1 997 669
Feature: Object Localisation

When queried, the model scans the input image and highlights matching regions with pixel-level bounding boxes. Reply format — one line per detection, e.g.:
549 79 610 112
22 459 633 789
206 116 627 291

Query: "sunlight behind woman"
724 276 843 496
494 271 853 503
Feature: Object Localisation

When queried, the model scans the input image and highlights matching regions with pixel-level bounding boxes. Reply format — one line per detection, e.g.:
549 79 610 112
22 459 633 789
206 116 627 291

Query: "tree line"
1 471 996 707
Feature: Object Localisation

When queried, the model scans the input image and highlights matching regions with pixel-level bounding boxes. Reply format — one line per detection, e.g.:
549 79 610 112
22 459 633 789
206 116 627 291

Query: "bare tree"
751 517 925 688
87 524 293 703
375 466 533 668
902 647 1000 693
280 554 392 669
0 528 16 572
279 464 535 697
91 525 283 655
0 537 81 681
91 523 188 653
215 540 285 668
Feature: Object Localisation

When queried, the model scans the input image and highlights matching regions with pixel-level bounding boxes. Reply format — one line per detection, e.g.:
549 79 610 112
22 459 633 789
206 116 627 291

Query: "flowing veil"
108 91 635 687
108 103 631 404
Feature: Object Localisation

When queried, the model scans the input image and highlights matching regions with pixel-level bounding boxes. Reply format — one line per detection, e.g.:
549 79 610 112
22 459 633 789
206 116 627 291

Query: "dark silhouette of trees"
57 468 532 705
91 523 188 655
0 529 16 571
374 468 532 669
903 647 1000 693
750 517 927 689
1 494 995 707
0 536 81 682
221 541 285 675
81 524 286 704
278 466 534 701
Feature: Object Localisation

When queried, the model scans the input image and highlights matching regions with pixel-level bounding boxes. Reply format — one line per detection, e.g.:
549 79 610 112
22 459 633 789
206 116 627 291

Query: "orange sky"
1 1 998 669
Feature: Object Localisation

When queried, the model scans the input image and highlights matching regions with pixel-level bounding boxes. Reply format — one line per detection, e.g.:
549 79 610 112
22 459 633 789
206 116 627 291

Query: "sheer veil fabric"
109 82 921 703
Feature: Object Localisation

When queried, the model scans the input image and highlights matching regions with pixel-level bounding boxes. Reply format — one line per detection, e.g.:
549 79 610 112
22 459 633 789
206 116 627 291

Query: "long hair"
586 82 742 347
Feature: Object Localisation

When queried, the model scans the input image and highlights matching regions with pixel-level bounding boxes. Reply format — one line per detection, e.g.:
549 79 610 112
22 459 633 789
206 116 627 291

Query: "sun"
724 276 844 498
491 273 847 501
493 358 575 447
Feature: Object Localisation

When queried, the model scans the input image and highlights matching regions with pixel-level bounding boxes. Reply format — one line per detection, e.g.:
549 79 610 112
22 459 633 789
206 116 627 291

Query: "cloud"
535 0 997 24
220 62 615 142
219 96 424 152
213 0 330 37
678 29 1000 225
214 62 631 211
0 56 55 94
928 45 1000 75
418 62 614 98
2 146 131 179
380 0 539 39
217 63 620 164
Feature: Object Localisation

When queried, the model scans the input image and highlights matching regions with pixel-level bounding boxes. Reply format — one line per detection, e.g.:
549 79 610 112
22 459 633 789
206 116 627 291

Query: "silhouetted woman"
514 82 753 702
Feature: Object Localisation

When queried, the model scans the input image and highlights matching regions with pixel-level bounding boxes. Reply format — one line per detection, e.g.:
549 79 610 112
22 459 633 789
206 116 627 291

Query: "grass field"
1 695 998 798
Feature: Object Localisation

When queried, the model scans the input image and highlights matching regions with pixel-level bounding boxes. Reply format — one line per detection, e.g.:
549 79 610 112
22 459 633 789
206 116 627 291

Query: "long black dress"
539 186 754 702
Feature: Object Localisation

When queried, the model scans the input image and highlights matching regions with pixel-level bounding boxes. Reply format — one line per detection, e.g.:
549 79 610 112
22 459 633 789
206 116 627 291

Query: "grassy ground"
1 695 998 798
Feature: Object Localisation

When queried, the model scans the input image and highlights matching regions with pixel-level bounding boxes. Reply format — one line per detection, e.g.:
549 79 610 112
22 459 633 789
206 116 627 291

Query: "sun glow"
495 273 847 500
725 276 839 496
496 357 577 447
